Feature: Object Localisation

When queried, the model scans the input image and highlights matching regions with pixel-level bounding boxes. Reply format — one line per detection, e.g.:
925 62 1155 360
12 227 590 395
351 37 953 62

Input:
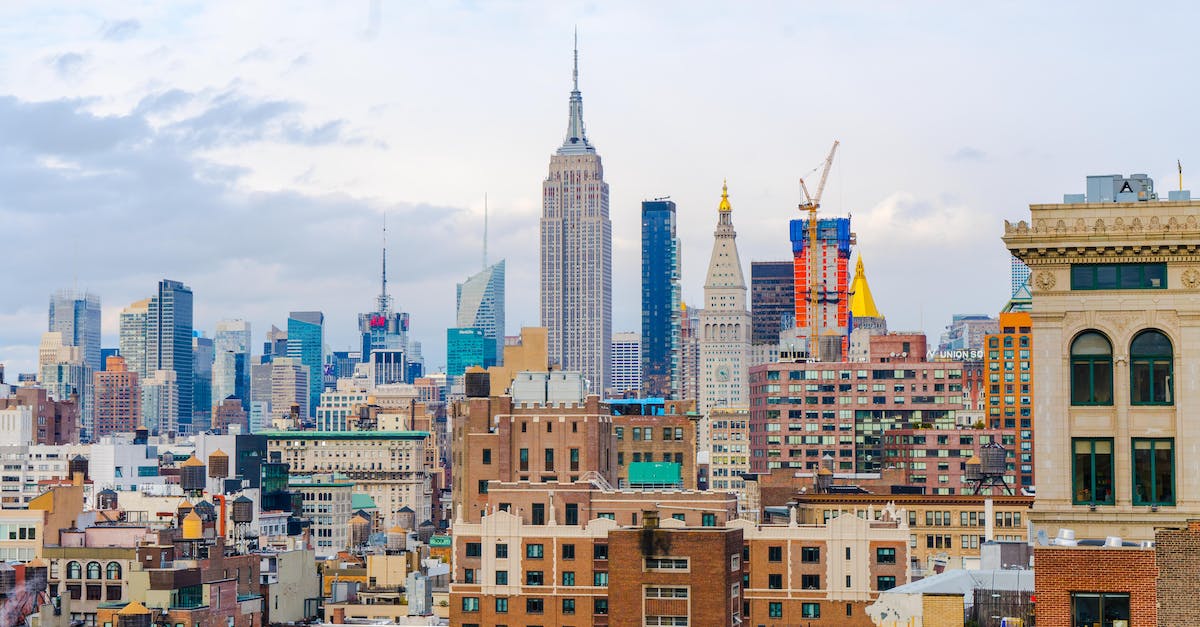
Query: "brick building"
612 410 698 489
983 310 1035 488
92 355 140 439
0 387 79 445
709 407 751 514
881 427 1017 494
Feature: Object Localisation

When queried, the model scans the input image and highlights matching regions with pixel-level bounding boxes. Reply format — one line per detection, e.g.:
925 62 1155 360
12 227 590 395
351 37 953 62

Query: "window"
646 587 689 598
478 480 488 494
1130 330 1173 405
1073 438 1114 505
526 543 544 558
562 544 575 560
482 448 491 464
768 546 782 562
532 503 545 525
801 547 820 563
768 574 782 589
802 574 820 589
86 584 102 600
594 543 608 560
570 448 580 471
562 598 576 614
1071 331 1113 405
645 557 689 570
594 597 609 614
526 597 544 614
494 597 507 613
562 571 575 586
544 448 555 471
461 597 479 612
465 543 481 557
802 602 821 618
67 561 81 579
495 570 507 585
769 602 783 618
525 570 544 586
519 448 529 472
86 562 102 580
565 503 579 526
1072 592 1129 626
1133 438 1174 505
877 576 896 591
702 513 716 527
593 572 608 586
495 543 508 558
876 547 896 564
105 584 121 600
462 568 475 583
1071 262 1166 290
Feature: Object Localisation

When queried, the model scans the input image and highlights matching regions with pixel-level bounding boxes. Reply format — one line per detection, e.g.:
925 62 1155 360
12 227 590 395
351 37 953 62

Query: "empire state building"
540 41 612 393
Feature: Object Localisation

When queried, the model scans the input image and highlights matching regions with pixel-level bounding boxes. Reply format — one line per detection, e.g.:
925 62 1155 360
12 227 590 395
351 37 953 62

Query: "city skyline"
3 2 1200 377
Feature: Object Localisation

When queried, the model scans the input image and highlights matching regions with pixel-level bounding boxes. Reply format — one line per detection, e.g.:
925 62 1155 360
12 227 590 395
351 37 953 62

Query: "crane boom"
797 140 840 361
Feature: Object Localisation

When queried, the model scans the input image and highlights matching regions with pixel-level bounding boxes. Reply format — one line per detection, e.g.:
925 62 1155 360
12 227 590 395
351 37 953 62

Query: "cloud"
49 52 87 79
100 19 141 41
949 146 987 162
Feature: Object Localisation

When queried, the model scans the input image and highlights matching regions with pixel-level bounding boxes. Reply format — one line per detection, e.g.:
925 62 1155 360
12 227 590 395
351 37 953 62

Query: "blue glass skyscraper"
640 199 681 398
287 311 324 416
147 279 193 432
48 289 102 373
446 327 496 378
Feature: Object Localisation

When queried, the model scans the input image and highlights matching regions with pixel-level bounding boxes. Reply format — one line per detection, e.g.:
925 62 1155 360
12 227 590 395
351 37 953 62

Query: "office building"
1005 172 1200 542
213 319 252 411
641 199 681 398
1010 256 1030 297
262 325 288 363
146 279 194 431
678 303 701 403
983 311 1034 488
358 228 411 383
750 261 795 346
93 355 140 438
118 298 150 379
287 311 324 416
141 369 179 434
192 333 213 431
698 183 751 412
938 314 997 354
609 332 640 396
709 406 750 508
39 342 93 438
250 358 310 427
540 42 612 394
457 260 506 367
37 331 66 379
447 328 495 379
212 397 248 433
48 288 101 373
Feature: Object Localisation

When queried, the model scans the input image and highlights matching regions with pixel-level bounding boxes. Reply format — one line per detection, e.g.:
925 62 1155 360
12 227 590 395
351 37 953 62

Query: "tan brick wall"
922 593 965 627
1154 522 1200 626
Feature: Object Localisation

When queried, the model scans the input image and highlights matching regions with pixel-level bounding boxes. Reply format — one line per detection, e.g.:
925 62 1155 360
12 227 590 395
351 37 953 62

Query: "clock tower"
698 182 752 417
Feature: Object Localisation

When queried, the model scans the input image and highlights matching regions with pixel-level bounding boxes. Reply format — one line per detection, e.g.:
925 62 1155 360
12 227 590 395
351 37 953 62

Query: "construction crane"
798 140 839 360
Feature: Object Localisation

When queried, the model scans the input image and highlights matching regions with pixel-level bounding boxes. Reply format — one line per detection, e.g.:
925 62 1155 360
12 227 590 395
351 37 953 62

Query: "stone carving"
1035 270 1056 291
1149 216 1161 230
1114 217 1125 231
1188 215 1198 229
1183 268 1200 289
1075 218 1087 232
1099 312 1138 333
1168 217 1180 230
1094 218 1106 233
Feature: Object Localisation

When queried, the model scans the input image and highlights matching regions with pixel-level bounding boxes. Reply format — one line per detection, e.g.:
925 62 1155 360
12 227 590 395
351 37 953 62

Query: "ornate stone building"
698 183 751 415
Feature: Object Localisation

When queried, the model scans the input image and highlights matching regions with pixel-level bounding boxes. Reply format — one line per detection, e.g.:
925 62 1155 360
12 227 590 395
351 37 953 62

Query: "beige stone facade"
1005 196 1200 541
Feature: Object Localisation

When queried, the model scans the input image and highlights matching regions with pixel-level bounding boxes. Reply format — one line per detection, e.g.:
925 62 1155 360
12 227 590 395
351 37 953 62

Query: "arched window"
106 562 122 580
66 561 81 579
1131 330 1173 405
86 561 101 579
1071 331 1113 405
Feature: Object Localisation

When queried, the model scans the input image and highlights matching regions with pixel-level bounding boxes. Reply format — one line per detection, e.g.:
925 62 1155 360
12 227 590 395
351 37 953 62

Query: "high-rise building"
790 214 854 360
94 355 140 437
48 289 101 373
678 303 701 403
609 331 641 396
446 328 494 379
983 311 1034 488
938 314 998 354
640 199 681 398
37 331 66 378
262 325 288 363
698 183 751 412
213 319 251 411
141 369 179 434
1010 255 1031 297
39 342 93 436
540 41 612 394
250 357 310 426
118 298 151 378
456 260 505 367
192 333 213 432
146 279 193 431
750 261 795 346
287 311 324 416
358 223 410 383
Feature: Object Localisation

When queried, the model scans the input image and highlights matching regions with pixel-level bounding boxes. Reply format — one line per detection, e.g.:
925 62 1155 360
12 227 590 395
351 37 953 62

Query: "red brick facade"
1033 546 1157 627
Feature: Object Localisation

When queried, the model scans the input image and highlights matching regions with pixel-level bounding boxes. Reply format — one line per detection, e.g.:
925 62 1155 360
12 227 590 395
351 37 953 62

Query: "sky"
2 1 1199 376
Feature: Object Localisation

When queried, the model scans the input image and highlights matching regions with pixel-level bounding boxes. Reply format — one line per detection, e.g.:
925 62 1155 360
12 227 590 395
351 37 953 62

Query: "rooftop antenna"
573 27 579 91
483 193 488 270
378 214 392 314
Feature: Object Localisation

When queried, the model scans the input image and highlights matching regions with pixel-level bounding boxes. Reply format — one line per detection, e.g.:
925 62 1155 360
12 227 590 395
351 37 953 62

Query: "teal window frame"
1130 330 1173 405
1132 438 1174 506
802 602 821 618
769 602 783 618
1071 262 1166 290
1072 438 1115 506
1070 331 1113 406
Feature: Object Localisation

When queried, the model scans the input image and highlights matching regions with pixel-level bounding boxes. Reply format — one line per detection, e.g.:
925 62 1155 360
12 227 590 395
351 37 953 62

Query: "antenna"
483 193 488 270
378 214 391 314
573 27 579 91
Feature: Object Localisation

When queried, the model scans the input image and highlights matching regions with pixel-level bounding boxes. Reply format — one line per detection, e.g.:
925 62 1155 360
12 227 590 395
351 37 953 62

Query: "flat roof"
261 430 429 440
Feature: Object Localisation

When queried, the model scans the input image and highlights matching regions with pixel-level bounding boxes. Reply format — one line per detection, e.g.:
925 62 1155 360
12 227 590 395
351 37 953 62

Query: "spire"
719 179 731 212
558 30 593 155
482 193 488 270
377 215 392 314
849 254 882 318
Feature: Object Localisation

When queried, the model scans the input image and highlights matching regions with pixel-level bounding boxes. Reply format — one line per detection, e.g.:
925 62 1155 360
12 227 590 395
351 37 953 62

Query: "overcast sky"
2 1 1199 375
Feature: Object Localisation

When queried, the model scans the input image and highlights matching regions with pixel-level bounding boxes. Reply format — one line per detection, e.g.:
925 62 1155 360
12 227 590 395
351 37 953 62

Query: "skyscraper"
540 39 612 394
192 333 213 431
48 289 101 373
94 355 140 438
119 298 151 379
610 332 641 396
749 261 795 346
213 319 252 410
1010 255 1030 296
699 183 751 412
141 369 179 434
39 341 93 436
359 222 410 383
790 214 854 360
287 311 324 416
446 328 493 378
147 280 193 431
456 260 506 367
640 199 681 399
